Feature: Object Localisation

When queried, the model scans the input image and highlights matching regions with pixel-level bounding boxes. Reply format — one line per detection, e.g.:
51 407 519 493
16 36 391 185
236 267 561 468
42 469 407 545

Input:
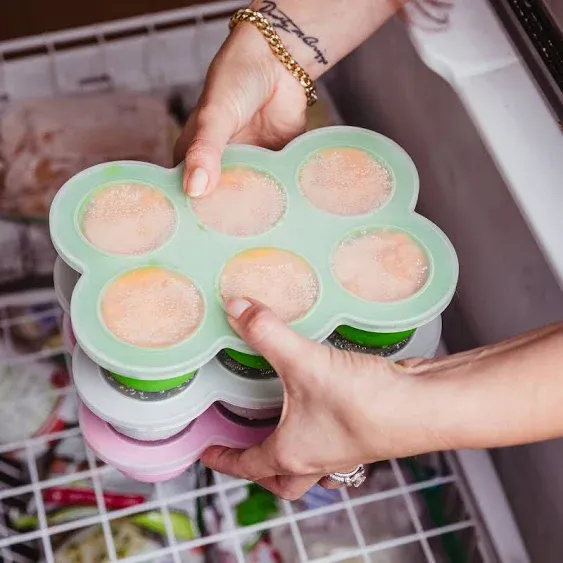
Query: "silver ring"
326 464 366 488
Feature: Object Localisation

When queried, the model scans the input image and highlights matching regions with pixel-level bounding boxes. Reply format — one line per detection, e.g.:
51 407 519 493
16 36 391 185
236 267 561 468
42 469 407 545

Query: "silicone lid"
72 345 283 436
50 126 458 379
71 316 441 435
330 316 441 363
109 371 196 393
225 349 272 370
79 401 274 480
335 326 415 348
219 402 282 421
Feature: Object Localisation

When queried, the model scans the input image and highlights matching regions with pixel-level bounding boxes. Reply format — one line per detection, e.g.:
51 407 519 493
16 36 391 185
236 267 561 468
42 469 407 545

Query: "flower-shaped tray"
50 126 458 379
79 401 275 483
63 259 441 430
73 345 282 441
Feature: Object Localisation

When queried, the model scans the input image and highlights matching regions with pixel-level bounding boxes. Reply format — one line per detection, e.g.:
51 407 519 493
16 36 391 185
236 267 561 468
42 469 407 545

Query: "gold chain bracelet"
229 8 318 107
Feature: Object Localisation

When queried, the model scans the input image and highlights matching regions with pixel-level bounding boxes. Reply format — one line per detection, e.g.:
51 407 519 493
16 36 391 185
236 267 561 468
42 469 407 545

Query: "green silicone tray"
49 126 458 379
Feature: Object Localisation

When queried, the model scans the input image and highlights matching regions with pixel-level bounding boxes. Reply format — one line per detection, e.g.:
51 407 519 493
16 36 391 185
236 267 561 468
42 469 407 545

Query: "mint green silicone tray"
49 126 458 379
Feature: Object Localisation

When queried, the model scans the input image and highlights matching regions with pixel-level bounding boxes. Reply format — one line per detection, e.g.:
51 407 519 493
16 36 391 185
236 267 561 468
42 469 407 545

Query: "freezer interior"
1 1 562 561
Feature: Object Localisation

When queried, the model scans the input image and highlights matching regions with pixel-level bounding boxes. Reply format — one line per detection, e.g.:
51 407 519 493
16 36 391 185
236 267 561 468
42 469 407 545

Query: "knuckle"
243 469 262 483
194 105 217 130
185 137 219 162
275 454 309 476
295 346 330 390
277 486 301 502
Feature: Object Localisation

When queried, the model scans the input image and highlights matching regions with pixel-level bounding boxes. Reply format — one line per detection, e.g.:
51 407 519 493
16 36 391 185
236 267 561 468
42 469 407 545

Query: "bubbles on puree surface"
332 230 428 302
191 167 286 236
299 147 391 216
101 267 204 347
219 248 319 322
82 183 176 255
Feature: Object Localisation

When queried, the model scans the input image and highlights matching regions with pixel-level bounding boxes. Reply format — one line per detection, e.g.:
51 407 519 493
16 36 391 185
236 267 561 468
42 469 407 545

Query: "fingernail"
186 168 208 197
226 299 252 319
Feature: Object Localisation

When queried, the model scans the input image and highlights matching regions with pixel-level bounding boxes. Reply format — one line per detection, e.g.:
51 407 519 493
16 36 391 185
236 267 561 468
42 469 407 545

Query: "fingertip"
184 167 209 198
226 298 253 320
225 300 312 374
182 105 236 198
200 445 229 468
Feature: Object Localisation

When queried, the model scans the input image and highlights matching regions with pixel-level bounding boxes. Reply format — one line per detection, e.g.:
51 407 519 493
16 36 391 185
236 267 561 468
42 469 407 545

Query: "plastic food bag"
0 91 179 219
7 302 62 353
0 358 71 447
8 453 203 562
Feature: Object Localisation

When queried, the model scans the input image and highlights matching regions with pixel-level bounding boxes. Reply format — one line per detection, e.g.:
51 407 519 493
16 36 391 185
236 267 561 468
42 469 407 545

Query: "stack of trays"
50 127 458 482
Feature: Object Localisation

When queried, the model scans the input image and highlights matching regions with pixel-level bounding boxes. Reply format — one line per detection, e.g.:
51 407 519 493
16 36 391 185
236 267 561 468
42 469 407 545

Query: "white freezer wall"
324 16 563 563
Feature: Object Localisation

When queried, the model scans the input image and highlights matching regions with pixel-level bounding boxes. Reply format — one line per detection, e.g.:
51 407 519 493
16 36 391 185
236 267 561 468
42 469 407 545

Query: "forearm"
249 0 407 79
410 323 563 451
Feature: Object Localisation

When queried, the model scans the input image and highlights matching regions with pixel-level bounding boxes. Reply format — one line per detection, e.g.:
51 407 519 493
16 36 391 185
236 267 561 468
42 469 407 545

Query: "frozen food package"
0 91 179 219
49 515 202 563
0 357 72 448
0 220 57 285
7 302 62 353
44 470 203 563
6 459 204 562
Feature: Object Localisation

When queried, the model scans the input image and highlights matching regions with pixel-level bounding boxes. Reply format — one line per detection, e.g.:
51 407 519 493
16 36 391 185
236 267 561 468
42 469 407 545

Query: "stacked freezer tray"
0 3 531 562
50 122 457 483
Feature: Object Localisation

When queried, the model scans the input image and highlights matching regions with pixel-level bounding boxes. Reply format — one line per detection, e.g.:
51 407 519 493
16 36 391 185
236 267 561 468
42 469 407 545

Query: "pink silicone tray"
79 401 275 482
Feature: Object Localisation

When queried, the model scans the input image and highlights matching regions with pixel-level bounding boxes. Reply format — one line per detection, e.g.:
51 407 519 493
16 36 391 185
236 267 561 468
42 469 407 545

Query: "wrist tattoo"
257 1 328 65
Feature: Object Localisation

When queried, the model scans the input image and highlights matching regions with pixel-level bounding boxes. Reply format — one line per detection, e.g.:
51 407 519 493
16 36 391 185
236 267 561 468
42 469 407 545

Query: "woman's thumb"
225 299 311 373
176 105 237 198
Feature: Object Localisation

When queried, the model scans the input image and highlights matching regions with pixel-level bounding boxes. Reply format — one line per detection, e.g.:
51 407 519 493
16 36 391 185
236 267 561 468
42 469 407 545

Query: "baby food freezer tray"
57 256 442 440
50 126 458 379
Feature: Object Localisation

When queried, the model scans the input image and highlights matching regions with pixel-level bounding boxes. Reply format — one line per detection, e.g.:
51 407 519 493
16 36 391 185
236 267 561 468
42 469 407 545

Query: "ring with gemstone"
326 465 366 487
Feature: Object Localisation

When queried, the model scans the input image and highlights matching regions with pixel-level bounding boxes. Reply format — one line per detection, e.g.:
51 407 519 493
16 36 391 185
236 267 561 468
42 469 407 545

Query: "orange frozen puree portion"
299 147 391 216
220 248 319 322
192 167 286 236
332 230 428 302
101 267 204 348
82 183 176 255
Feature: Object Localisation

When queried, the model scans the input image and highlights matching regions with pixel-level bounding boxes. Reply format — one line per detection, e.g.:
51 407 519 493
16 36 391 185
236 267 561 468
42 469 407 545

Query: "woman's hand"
201 300 563 500
175 0 410 198
201 299 436 500
174 22 308 198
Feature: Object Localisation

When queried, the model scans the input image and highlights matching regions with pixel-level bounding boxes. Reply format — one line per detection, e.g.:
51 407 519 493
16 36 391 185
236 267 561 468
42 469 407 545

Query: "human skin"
202 299 563 500
175 0 562 501
174 0 409 196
